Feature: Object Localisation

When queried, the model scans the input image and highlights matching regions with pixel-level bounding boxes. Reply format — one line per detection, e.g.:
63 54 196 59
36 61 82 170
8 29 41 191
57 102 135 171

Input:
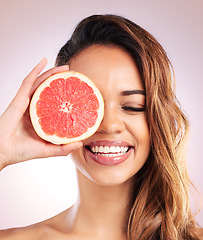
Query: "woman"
0 14 202 240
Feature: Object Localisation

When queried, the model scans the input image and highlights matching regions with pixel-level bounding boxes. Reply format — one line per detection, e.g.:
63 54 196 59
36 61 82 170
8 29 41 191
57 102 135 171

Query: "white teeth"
91 146 129 154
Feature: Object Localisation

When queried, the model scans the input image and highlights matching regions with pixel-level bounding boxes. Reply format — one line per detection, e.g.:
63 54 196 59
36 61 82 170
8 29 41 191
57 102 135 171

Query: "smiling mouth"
85 145 132 157
84 141 134 165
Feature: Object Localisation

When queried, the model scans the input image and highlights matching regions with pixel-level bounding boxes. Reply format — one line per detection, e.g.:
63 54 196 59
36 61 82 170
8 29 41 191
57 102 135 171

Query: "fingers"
8 58 48 114
28 58 48 79
7 59 69 122
41 141 83 159
16 58 48 101
14 59 69 106
30 64 70 96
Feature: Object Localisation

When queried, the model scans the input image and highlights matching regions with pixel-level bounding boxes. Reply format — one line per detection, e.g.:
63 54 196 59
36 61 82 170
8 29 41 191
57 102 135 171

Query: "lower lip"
84 147 133 166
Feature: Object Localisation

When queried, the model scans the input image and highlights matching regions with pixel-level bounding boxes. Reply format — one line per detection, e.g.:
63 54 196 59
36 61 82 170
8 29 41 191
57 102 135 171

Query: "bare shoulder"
197 228 203 240
0 209 71 240
0 223 66 240
0 225 48 240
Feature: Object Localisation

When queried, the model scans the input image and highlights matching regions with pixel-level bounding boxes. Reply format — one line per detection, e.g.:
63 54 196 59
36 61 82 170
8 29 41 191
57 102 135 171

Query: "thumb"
43 141 83 158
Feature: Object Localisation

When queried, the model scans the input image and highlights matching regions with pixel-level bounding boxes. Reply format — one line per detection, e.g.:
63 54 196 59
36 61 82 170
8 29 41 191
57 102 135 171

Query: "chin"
70 146 147 188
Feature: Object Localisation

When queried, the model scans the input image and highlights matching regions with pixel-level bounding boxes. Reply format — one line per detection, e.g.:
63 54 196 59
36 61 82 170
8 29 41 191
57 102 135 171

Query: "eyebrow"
121 90 146 96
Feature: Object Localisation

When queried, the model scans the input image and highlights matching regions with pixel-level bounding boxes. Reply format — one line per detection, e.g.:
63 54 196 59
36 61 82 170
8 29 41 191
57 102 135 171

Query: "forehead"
69 45 144 93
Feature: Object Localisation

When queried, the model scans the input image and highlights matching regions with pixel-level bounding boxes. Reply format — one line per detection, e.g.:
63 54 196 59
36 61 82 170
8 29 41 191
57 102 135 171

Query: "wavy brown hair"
55 14 200 240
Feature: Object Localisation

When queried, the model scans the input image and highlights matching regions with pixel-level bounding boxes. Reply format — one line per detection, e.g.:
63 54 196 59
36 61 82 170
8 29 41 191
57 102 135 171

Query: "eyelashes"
122 106 146 112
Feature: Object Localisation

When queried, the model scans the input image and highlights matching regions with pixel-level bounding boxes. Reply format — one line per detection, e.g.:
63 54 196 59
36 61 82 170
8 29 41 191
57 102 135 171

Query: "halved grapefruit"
30 71 104 144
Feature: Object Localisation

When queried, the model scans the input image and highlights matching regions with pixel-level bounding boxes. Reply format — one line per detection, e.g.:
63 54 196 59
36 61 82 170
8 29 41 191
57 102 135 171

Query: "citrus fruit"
30 71 104 144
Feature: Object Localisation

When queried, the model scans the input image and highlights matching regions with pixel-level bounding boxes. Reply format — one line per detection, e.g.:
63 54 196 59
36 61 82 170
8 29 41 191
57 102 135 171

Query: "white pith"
60 102 72 113
91 146 129 154
30 71 104 144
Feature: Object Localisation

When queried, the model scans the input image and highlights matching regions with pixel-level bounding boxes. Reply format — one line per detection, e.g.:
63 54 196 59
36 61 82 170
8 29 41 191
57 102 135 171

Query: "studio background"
0 0 202 229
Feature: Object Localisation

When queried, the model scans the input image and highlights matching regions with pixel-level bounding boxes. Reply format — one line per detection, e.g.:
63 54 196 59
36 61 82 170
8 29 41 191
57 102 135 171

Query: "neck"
69 170 133 239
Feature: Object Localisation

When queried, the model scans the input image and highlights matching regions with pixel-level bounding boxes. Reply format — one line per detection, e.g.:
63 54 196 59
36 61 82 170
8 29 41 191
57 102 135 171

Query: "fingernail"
37 58 47 67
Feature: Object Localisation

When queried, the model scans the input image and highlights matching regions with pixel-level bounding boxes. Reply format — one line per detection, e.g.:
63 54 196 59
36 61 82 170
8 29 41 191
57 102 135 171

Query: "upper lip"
84 140 134 148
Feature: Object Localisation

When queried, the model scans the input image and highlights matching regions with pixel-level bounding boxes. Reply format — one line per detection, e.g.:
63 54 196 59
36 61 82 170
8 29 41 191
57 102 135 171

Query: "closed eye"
122 106 146 112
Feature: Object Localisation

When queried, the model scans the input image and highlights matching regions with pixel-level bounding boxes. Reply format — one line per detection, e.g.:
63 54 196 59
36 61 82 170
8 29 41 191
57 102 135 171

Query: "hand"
0 59 83 170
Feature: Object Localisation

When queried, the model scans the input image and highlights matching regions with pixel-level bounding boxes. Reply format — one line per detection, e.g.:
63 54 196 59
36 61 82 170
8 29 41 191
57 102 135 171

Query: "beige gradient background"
0 0 202 229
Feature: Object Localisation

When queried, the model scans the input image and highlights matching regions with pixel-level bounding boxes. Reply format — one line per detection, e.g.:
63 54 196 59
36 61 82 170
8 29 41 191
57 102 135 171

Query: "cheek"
128 115 150 143
70 147 85 170
128 115 151 159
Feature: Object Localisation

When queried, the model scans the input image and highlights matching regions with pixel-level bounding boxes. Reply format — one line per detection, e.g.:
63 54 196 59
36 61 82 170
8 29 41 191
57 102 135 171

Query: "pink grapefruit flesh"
30 71 104 144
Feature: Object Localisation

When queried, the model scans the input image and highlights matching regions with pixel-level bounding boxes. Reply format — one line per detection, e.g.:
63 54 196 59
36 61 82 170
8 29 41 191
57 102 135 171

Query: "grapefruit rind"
30 71 104 144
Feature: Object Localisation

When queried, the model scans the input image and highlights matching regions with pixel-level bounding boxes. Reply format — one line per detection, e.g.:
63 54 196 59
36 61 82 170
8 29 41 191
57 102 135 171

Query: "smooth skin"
0 46 203 240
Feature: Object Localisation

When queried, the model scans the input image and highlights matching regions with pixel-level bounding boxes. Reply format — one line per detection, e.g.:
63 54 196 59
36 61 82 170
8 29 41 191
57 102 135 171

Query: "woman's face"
69 45 151 186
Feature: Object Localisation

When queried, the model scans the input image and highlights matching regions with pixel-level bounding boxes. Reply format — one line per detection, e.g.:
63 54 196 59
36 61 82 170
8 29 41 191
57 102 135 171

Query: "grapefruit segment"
68 77 94 103
36 100 60 118
72 108 98 128
39 112 62 135
55 112 70 138
39 86 62 104
66 114 88 138
73 94 99 110
30 71 104 144
49 78 67 102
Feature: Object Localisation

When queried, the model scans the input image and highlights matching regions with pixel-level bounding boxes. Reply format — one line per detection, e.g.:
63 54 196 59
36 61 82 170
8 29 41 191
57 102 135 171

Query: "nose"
97 103 125 134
